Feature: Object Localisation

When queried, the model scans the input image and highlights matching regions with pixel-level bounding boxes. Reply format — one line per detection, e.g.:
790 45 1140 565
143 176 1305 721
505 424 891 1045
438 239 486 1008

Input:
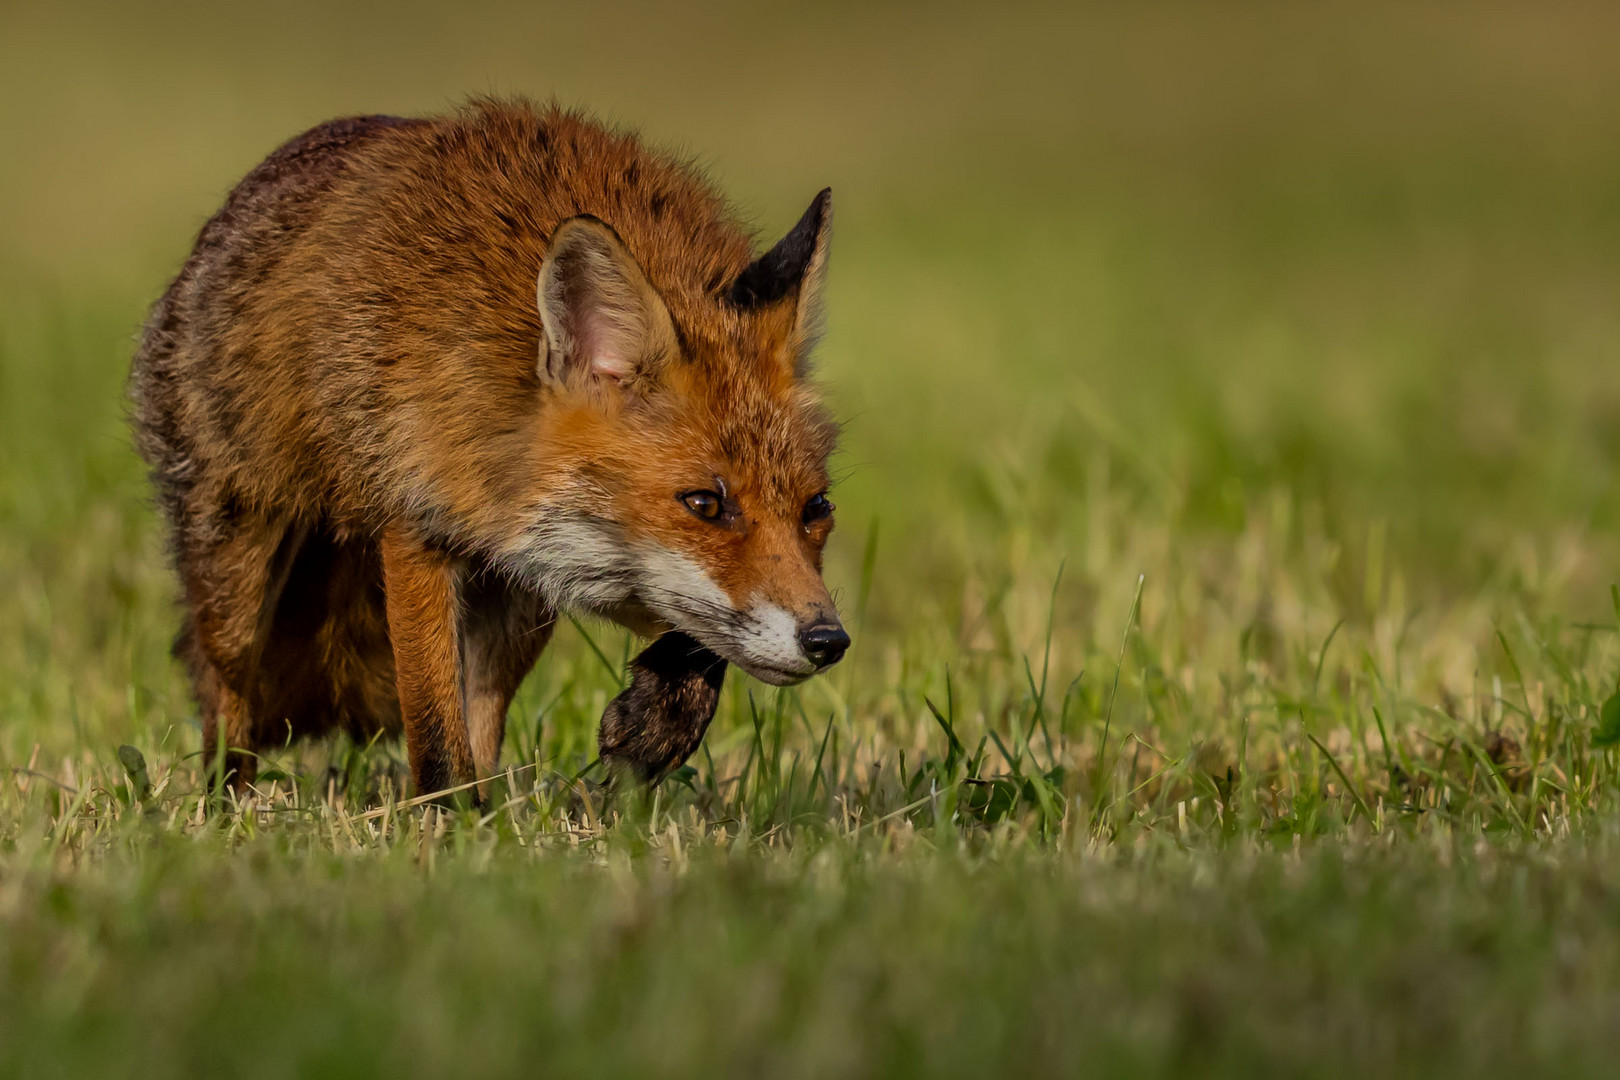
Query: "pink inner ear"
590 350 634 383
575 300 638 384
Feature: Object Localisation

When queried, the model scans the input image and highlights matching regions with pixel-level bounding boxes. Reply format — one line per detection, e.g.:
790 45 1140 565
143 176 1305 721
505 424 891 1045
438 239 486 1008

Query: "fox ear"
727 188 832 376
537 216 677 393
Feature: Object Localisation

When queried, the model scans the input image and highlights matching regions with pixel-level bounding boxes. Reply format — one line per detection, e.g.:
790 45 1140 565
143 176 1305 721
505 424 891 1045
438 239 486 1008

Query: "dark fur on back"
131 114 424 526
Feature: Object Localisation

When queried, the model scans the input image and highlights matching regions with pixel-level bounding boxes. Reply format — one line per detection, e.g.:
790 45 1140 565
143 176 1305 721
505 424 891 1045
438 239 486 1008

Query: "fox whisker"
637 583 747 627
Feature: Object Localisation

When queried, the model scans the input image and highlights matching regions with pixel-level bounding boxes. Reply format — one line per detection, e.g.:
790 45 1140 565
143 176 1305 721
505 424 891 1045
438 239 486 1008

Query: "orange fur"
130 99 846 797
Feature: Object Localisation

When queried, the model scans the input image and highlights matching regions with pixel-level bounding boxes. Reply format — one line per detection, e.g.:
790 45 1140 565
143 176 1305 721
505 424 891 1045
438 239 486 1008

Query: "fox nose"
798 622 851 669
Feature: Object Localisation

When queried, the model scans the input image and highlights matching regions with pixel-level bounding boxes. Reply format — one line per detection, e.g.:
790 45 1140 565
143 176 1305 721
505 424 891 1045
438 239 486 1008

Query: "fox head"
509 190 848 685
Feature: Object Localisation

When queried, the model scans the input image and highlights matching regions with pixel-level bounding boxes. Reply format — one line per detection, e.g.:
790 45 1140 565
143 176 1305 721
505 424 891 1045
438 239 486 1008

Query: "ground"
4 3 1620 1077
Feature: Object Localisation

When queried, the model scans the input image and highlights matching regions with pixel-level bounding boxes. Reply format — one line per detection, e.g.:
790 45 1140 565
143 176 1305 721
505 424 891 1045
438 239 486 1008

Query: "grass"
6 2 1620 1076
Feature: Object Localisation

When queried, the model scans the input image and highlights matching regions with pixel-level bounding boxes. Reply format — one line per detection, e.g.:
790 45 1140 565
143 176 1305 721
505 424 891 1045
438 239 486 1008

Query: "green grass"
6 2 1620 1076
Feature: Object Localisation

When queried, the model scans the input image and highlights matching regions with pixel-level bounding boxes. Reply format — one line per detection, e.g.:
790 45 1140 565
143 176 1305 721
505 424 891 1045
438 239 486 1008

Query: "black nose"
798 623 851 668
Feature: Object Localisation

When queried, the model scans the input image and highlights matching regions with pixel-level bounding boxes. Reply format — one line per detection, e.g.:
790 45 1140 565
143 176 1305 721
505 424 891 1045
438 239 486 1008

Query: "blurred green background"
6 6 1620 1076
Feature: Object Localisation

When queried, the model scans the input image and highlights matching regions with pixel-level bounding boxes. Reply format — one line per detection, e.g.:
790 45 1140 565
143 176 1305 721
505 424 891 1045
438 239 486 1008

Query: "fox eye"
803 493 834 525
680 490 725 522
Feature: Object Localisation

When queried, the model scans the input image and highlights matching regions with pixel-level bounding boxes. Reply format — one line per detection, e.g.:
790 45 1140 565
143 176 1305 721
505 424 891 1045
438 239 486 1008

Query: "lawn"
4 3 1620 1077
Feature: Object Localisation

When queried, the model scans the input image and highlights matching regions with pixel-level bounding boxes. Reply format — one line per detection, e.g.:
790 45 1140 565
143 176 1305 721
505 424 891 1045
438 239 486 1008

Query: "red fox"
129 99 848 797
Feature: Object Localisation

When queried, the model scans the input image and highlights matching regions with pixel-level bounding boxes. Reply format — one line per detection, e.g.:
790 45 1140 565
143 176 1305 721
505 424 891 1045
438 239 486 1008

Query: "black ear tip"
807 187 832 225
726 189 834 309
784 188 832 240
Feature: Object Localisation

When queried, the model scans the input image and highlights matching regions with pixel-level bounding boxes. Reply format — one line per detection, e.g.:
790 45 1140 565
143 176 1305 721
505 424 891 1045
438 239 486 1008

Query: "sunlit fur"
129 98 844 786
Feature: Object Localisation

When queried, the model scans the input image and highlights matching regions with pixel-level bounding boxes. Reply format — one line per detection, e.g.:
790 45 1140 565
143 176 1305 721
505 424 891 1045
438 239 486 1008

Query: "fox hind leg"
175 616 257 791
175 507 309 793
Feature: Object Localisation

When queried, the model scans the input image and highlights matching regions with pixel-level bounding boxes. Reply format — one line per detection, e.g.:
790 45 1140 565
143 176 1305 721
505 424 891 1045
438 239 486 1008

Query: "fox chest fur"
130 100 848 796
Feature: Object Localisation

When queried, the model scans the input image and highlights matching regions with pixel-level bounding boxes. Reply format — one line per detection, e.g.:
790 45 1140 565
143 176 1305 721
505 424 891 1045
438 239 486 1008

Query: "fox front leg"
460 574 556 779
380 525 477 800
598 632 727 785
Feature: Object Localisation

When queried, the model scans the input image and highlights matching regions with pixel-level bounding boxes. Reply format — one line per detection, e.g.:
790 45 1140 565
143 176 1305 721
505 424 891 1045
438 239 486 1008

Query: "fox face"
502 191 849 685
